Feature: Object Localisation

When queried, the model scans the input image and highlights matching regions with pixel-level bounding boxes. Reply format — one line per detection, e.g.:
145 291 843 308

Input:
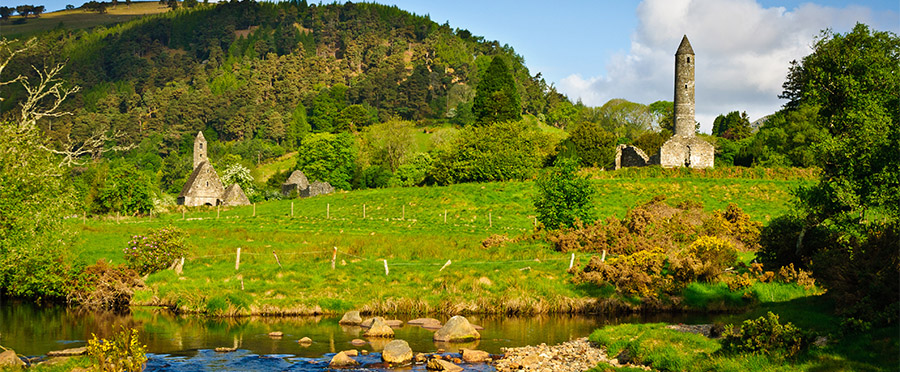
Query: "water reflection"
1 299 714 371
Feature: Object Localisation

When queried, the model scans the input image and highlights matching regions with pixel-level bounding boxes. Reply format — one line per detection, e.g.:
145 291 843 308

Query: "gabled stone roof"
222 183 251 206
676 35 694 55
178 161 225 198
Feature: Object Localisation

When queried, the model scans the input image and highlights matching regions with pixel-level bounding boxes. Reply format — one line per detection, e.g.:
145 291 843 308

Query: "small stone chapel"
177 132 251 206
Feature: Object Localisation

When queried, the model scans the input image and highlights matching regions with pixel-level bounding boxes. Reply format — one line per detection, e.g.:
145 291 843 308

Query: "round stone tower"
673 35 695 137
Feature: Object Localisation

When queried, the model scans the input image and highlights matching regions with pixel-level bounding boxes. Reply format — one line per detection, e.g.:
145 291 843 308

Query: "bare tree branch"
40 130 137 167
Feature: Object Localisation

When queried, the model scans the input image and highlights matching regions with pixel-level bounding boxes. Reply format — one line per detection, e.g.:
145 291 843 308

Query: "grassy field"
69 171 814 316
0 1 170 38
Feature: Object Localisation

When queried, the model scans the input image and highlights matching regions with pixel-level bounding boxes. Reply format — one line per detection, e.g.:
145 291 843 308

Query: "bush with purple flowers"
123 226 188 276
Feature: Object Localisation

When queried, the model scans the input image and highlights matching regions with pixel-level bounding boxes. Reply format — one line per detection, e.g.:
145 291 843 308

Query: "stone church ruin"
281 170 334 198
177 132 251 206
615 35 714 170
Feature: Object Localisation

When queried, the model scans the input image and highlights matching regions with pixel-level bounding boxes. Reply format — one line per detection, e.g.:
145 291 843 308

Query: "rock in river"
433 315 480 342
363 317 395 338
339 311 362 325
381 339 413 365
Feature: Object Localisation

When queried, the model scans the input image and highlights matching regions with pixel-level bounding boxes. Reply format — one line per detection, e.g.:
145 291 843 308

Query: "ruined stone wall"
615 144 651 170
659 136 714 169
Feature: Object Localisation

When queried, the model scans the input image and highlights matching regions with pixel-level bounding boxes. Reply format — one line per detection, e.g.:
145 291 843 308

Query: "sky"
29 0 900 132
373 0 898 132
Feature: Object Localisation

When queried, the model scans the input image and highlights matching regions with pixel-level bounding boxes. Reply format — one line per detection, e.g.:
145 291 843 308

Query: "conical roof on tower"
676 35 694 55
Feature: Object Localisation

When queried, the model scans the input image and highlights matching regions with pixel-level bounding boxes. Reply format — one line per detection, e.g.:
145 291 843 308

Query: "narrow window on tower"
687 57 690 63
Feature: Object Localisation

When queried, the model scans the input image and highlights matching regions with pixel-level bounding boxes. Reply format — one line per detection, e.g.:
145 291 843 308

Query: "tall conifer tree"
473 56 521 125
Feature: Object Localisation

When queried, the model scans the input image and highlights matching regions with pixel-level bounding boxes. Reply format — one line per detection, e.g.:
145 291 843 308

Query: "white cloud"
558 0 895 133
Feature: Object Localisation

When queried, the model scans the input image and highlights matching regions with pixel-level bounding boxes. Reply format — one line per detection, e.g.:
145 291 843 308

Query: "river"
0 299 713 371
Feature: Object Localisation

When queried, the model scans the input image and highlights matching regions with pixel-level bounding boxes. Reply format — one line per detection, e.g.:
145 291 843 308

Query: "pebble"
493 337 649 372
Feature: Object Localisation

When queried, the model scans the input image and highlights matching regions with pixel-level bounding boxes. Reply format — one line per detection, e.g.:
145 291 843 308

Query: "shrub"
720 312 809 358
124 226 188 276
87 327 147 372
576 248 668 297
534 157 597 230
67 260 141 309
684 236 738 281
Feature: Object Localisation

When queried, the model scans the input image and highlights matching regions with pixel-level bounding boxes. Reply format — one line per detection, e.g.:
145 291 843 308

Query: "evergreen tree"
472 56 521 125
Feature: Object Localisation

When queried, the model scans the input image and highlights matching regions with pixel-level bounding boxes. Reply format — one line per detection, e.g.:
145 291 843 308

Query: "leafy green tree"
762 23 899 321
431 120 552 184
534 157 597 230
712 111 752 140
183 0 197 8
98 163 153 215
748 103 826 167
569 121 617 168
648 100 674 132
472 56 521 125
361 119 415 172
295 132 357 190
631 130 671 157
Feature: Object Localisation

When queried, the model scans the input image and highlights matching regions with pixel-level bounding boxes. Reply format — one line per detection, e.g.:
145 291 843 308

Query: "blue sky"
376 0 898 131
24 0 900 131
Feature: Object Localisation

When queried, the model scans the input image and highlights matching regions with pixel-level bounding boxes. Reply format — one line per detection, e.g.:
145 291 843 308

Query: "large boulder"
426 358 463 372
461 348 491 363
433 315 480 342
339 311 362 325
329 351 358 367
0 350 24 369
381 339 413 365
363 317 395 338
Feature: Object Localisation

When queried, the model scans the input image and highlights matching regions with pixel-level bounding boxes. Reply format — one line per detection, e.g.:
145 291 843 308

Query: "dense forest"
0 0 888 217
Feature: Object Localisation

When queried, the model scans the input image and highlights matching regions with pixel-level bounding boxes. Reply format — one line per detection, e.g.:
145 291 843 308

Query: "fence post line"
383 259 389 276
331 246 338 270
235 247 241 271
569 253 575 270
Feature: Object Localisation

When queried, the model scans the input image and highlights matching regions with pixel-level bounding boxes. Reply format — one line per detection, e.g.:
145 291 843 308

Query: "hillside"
0 1 170 38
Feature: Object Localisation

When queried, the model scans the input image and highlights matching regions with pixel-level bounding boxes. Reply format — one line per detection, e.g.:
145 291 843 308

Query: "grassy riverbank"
588 294 898 371
68 171 814 315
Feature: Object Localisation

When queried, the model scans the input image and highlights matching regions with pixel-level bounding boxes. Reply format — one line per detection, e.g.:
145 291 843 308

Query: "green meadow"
70 170 814 315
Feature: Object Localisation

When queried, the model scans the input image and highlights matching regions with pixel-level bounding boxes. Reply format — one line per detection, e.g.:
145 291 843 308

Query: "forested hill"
1 0 568 153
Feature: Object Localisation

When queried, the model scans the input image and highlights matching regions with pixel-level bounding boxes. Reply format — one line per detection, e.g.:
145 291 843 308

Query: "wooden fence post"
273 251 283 269
439 259 452 272
363 204 366 219
83 211 86 225
489 212 492 228
217 205 220 219
569 253 575 270
601 250 607 262
253 203 256 217
331 247 337 270
327 203 330 219
383 259 389 276
235 247 241 271
402 205 405 220
291 202 294 217
182 209 185 220
444 210 447 224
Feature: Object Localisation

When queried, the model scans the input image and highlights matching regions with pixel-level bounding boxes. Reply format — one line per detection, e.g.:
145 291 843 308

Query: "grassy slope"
0 2 170 39
70 173 812 315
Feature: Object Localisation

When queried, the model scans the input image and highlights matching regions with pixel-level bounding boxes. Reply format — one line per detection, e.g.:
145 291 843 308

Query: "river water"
0 299 712 371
